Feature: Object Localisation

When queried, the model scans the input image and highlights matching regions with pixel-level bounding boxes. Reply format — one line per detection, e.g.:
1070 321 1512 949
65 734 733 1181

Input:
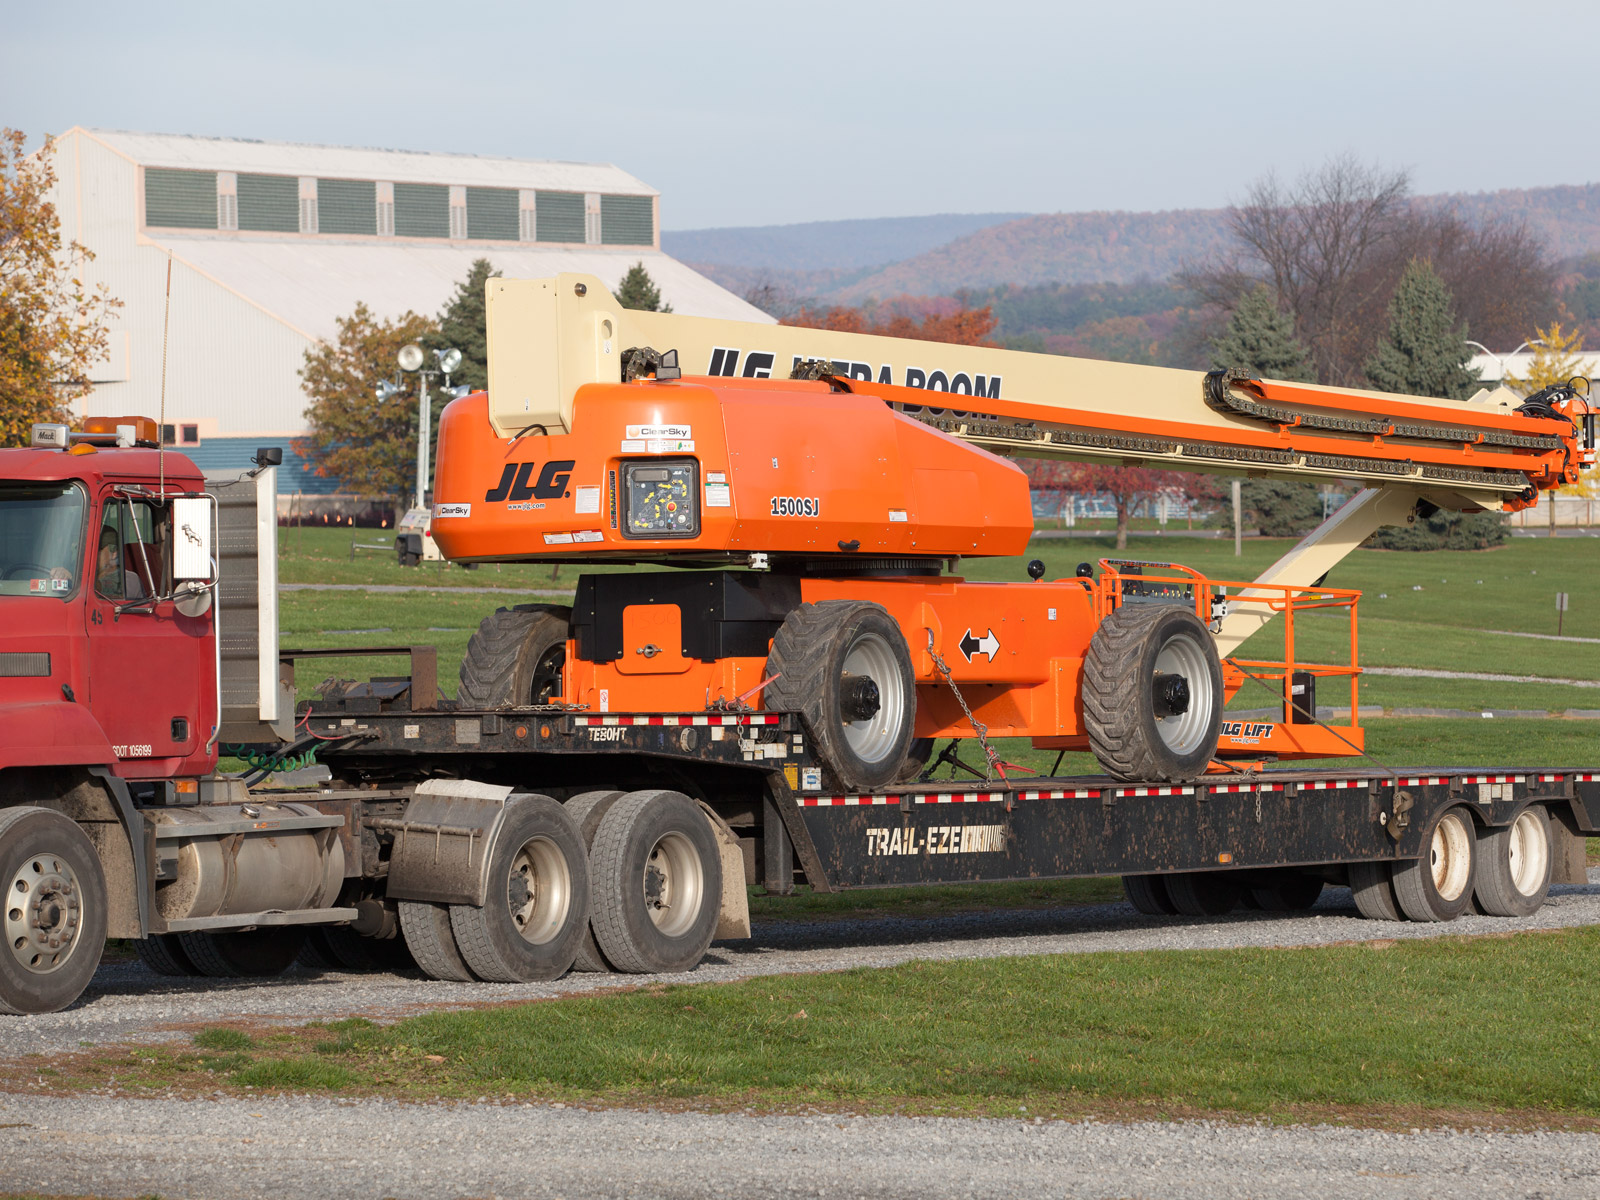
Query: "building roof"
80 128 656 196
150 233 773 339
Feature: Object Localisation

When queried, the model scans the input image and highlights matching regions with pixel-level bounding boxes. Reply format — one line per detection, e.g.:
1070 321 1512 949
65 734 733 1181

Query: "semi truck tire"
0 807 108 1015
448 795 589 983
1392 806 1476 923
1348 861 1404 920
1122 874 1179 915
1164 871 1241 916
1082 604 1223 782
135 934 202 977
589 790 722 974
563 790 628 972
1474 805 1552 918
1249 876 1324 911
763 601 915 792
457 605 572 707
178 929 306 977
302 926 415 972
399 900 477 981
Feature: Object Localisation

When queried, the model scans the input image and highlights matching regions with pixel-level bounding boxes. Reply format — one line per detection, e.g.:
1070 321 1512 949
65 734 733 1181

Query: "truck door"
83 491 210 773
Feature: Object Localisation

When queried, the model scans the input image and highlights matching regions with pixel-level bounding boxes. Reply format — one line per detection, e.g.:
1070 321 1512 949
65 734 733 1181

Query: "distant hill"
662 213 1026 272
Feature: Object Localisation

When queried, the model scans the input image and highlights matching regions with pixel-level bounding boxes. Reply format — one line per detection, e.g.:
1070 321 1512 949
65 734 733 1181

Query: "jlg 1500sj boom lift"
0 272 1594 1014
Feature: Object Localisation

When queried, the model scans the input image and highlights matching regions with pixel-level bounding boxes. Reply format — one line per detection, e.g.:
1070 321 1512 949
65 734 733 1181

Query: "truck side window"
96 499 170 603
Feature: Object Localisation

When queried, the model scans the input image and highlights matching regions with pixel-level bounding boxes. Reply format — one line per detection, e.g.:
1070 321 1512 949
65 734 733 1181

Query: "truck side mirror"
252 447 283 468
172 497 214 581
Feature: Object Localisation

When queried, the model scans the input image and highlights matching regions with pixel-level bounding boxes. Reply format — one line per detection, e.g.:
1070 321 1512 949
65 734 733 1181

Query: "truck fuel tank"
149 803 345 923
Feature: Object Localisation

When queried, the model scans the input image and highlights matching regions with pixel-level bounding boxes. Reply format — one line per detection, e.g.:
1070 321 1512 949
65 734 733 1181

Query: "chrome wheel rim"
5 852 85 975
1507 808 1549 898
1430 812 1473 902
1152 631 1215 756
507 836 571 946
840 632 906 765
643 831 705 938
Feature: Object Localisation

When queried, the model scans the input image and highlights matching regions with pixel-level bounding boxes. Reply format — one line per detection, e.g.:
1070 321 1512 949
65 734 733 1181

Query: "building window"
518 190 537 242
146 168 218 229
298 178 319 234
376 181 395 236
467 186 519 241
237 173 299 233
584 193 601 245
181 425 199 445
216 172 238 231
160 424 176 446
600 194 653 245
394 182 449 238
448 186 467 239
318 178 376 236
536 191 584 243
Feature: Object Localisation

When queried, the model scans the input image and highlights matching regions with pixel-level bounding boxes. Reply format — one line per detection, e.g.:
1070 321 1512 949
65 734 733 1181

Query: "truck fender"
382 779 517 906
695 800 752 941
0 702 116 768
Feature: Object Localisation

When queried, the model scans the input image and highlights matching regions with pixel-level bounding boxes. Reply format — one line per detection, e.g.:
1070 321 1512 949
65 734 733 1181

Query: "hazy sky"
7 0 1595 230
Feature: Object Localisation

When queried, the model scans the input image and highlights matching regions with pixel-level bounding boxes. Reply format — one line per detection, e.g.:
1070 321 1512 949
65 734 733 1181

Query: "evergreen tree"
429 258 498 393
614 262 672 312
1363 259 1481 400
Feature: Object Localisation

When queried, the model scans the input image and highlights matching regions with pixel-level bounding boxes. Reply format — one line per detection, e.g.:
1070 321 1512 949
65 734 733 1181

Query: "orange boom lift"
430 275 1593 790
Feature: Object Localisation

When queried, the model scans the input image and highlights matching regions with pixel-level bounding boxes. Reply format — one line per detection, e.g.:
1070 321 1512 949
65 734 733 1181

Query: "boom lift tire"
457 604 573 708
589 790 722 974
1123 874 1179 916
1474 805 1552 918
177 929 307 978
562 790 628 972
1164 872 1241 916
135 934 202 977
0 807 108 1015
448 795 589 983
1082 604 1223 782
1392 806 1477 923
763 601 915 792
399 900 478 982
1348 861 1404 921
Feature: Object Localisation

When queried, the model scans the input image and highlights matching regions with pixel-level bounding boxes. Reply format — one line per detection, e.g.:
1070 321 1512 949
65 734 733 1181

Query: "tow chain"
925 631 1006 784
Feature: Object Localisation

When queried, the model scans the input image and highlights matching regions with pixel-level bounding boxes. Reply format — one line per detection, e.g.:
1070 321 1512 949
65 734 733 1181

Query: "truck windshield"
0 483 86 599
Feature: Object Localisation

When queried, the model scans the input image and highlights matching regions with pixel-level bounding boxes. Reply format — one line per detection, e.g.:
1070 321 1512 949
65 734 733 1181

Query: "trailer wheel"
1082 604 1223 782
177 929 306 977
1348 861 1404 921
448 795 588 983
1122 874 1179 915
1249 877 1325 911
457 605 572 707
590 790 722 974
302 926 415 972
563 790 628 972
1392 805 1476 922
0 807 108 1015
135 934 202 977
1164 872 1241 916
1474 805 1552 918
763 601 915 791
399 900 478 982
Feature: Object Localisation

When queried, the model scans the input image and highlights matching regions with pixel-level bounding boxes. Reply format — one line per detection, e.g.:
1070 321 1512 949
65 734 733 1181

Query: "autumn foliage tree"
1503 321 1596 533
784 296 999 347
0 129 121 445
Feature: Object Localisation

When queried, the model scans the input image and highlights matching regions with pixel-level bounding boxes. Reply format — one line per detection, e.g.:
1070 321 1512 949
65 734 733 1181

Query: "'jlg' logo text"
485 461 575 502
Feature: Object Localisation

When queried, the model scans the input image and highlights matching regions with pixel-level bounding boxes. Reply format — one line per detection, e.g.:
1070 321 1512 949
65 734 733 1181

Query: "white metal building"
46 128 773 494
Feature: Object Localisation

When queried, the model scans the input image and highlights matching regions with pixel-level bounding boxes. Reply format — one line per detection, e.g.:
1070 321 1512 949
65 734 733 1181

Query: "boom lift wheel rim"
1151 631 1215 757
838 630 908 768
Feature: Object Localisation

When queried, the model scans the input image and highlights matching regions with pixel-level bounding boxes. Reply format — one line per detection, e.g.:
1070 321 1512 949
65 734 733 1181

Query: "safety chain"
925 632 1004 783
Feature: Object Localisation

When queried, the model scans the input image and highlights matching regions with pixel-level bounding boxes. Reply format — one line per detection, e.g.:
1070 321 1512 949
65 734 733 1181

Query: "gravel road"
4 877 1600 1198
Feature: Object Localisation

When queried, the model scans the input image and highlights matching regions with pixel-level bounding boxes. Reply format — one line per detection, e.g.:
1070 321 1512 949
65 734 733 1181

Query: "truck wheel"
457 605 572 707
563 790 627 972
135 934 202 977
1474 805 1552 918
1249 876 1325 911
1392 805 1476 923
1082 604 1222 782
1348 861 1404 920
302 926 412 972
1123 874 1178 915
590 790 722 974
0 807 108 1015
178 929 306 977
449 795 589 983
763 601 915 792
399 900 477 981
1164 872 1241 916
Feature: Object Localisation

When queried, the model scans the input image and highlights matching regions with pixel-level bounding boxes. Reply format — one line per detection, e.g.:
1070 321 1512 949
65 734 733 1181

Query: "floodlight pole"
416 370 434 511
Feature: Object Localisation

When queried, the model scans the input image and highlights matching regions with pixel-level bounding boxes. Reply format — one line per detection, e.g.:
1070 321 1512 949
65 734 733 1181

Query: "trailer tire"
563 790 628 972
1123 874 1179 916
763 601 915 792
457 605 572 708
1083 604 1223 782
1164 872 1241 916
177 929 306 978
1474 805 1552 918
0 807 108 1015
1250 876 1324 911
448 795 588 983
1392 805 1476 923
135 934 202 977
590 790 722 974
1348 861 1404 921
302 926 414 972
399 900 477 982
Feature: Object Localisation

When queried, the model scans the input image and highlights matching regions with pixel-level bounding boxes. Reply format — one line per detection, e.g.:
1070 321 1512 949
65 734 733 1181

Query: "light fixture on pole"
396 344 462 511
1465 339 1544 384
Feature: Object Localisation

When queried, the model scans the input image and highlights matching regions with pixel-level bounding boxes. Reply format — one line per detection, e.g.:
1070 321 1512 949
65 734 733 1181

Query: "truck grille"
0 653 50 677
